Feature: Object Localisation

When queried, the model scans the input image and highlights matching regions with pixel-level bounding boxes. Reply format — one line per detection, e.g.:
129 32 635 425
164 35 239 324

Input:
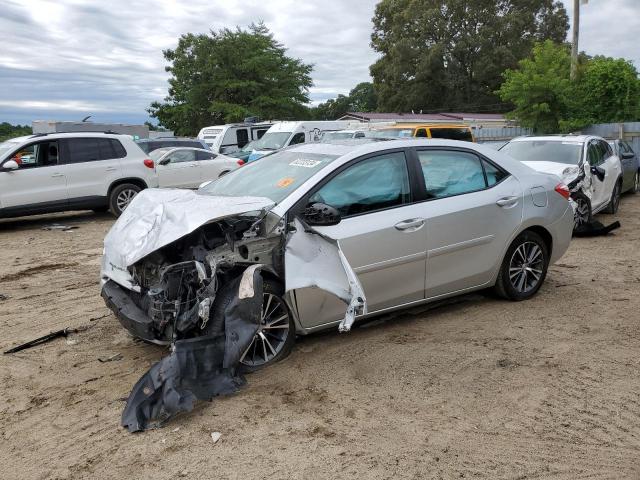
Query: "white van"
244 121 351 162
197 122 273 154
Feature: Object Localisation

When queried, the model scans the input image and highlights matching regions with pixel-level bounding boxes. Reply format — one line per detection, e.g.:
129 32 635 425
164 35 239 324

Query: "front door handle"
496 196 519 208
51 173 64 178
105 166 117 172
394 218 425 231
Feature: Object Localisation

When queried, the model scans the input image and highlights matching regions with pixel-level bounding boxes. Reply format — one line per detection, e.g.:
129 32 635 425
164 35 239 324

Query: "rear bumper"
101 280 169 345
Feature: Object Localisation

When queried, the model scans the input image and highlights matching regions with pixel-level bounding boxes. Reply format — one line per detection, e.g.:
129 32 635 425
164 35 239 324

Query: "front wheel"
493 230 549 301
109 183 141 217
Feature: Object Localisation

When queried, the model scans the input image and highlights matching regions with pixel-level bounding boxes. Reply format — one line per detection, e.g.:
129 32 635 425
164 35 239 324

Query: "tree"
149 24 313 136
311 82 378 120
370 0 569 113
0 122 32 142
498 40 573 133
499 42 640 133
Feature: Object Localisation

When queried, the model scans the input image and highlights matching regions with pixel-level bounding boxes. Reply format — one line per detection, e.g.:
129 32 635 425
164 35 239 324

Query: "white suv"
0 132 158 218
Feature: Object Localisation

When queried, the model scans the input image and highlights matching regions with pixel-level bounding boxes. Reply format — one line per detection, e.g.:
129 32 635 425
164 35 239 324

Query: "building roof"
340 112 506 122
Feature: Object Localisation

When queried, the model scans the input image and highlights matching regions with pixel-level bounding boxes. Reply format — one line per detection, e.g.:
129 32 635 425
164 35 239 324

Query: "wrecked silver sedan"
100 139 574 431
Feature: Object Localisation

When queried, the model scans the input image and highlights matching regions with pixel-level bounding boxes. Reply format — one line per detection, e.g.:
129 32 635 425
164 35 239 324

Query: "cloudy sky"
0 0 638 125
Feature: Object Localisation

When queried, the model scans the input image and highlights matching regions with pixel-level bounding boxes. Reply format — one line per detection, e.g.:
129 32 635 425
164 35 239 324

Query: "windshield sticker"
276 177 295 188
289 159 322 168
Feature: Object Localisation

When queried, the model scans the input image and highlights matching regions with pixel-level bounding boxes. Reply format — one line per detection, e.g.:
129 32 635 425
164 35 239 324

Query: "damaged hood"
102 189 274 288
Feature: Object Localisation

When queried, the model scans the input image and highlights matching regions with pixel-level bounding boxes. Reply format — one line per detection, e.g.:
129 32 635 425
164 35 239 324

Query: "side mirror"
590 165 606 182
2 160 19 171
158 158 171 166
303 202 341 226
622 152 635 160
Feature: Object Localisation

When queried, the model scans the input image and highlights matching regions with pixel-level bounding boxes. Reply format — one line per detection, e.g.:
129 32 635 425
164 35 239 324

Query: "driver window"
9 141 58 169
587 142 603 166
289 132 306 145
308 152 410 217
167 150 195 163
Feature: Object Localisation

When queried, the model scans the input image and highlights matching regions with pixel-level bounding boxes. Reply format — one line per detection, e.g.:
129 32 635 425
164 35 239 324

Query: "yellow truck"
372 124 475 142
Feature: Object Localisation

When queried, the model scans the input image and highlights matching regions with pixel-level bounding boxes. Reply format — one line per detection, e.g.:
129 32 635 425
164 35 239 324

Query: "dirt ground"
1 195 639 480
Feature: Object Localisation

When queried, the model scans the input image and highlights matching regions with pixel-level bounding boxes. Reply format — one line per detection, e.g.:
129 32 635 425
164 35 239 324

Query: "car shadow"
0 210 114 231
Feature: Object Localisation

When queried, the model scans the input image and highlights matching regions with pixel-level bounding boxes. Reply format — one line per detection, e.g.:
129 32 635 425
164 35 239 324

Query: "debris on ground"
210 432 222 443
4 326 90 354
98 353 123 363
0 293 9 301
574 220 621 237
42 223 78 231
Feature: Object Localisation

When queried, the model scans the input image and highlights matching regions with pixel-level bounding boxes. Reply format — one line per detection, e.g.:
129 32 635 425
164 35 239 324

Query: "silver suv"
0 132 159 218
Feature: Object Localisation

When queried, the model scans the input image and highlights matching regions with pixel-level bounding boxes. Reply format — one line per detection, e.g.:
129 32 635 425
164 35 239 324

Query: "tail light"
143 159 154 169
554 183 571 200
237 159 245 166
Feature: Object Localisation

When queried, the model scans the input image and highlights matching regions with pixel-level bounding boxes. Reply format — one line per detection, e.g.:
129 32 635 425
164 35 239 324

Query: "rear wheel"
493 230 549 301
109 183 141 217
604 179 622 214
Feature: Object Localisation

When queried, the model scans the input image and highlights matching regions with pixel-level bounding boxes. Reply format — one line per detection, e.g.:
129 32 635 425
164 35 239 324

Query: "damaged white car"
500 136 623 229
100 139 574 431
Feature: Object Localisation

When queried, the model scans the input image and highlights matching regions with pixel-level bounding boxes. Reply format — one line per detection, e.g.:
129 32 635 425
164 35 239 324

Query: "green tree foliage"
499 41 640 133
370 0 569 113
0 122 32 142
498 40 573 133
149 24 313 136
311 82 378 120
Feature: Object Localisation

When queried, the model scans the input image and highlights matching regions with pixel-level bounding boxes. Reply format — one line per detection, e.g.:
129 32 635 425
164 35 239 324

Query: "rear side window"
236 129 249 148
65 138 125 163
289 132 306 145
428 128 473 142
309 151 410 217
417 150 496 198
196 150 216 161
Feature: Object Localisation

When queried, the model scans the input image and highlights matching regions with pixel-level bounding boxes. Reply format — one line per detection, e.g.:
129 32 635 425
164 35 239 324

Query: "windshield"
0 140 21 158
370 128 415 138
500 140 583 165
247 132 292 151
200 150 338 203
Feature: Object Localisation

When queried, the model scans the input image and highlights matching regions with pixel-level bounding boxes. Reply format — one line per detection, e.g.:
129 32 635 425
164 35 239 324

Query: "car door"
412 148 524 298
157 149 200 188
619 141 637 191
196 150 225 182
293 150 427 329
0 140 68 211
60 138 124 202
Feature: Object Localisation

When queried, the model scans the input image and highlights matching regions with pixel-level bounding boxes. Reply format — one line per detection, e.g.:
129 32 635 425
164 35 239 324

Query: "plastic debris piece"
211 432 222 443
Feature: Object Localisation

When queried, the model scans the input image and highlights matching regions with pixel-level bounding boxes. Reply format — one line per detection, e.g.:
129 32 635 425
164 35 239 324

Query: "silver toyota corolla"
101 139 574 370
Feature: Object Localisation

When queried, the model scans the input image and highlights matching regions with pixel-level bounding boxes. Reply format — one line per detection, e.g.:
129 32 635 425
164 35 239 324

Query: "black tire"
109 183 141 217
205 276 295 372
572 192 592 231
604 178 622 214
493 230 549 301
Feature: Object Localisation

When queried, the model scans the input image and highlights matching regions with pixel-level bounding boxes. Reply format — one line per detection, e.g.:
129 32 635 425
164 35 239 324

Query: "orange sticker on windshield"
276 177 295 188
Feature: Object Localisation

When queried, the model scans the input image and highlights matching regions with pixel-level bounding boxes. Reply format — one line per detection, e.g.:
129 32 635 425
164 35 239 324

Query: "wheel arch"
107 178 148 197
521 225 553 258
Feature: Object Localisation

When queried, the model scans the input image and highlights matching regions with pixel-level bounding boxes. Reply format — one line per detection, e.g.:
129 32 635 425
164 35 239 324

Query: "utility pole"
571 0 589 80
570 0 580 80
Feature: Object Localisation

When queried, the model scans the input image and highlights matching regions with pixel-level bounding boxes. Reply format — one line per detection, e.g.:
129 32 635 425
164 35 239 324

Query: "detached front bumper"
101 280 170 345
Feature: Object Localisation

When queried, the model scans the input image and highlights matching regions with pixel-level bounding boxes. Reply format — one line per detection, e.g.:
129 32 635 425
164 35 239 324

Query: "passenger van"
197 122 273 154
243 121 351 162
372 124 475 142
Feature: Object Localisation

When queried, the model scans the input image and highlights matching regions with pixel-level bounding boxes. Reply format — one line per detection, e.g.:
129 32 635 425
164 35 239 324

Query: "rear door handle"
394 218 425 231
105 166 117 172
496 196 519 208
51 173 64 178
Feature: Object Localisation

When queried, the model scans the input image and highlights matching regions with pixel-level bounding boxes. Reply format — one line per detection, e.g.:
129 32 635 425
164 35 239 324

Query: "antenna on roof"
81 115 92 122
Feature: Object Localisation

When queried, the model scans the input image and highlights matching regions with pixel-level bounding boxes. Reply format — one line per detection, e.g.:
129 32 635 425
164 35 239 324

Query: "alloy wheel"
612 182 621 212
240 293 291 367
116 188 138 213
634 172 639 193
574 198 590 228
508 241 545 294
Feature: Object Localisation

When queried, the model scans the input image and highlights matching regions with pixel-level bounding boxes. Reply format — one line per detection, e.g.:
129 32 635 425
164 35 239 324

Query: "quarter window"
482 159 507 186
309 152 410 217
418 150 489 198
196 150 216 161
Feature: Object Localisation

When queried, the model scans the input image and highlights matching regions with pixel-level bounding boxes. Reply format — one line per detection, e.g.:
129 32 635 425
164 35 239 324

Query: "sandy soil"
1 196 639 480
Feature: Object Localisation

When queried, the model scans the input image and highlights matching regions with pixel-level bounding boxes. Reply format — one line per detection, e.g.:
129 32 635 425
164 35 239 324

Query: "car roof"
137 137 201 143
508 135 591 143
381 124 470 129
19 132 133 141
